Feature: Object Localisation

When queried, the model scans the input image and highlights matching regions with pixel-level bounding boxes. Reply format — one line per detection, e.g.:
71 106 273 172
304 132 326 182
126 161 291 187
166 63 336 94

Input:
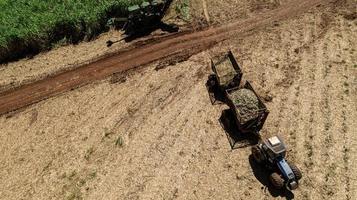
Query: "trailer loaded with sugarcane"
207 51 269 137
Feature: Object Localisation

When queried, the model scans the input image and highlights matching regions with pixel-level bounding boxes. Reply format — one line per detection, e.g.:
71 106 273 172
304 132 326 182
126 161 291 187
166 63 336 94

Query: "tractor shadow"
124 22 179 42
248 155 295 199
219 109 259 149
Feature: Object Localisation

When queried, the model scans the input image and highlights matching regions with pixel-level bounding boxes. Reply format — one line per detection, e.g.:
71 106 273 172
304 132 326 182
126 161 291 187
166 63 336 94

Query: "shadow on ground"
107 22 179 47
248 155 295 199
219 109 259 149
205 77 226 105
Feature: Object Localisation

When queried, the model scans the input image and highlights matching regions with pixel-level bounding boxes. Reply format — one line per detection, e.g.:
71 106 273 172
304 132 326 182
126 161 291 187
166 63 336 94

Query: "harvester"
107 0 178 46
251 136 302 190
207 51 269 137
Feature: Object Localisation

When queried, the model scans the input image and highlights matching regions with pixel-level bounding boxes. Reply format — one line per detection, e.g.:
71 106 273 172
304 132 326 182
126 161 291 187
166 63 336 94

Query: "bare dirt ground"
0 0 356 200
0 0 329 116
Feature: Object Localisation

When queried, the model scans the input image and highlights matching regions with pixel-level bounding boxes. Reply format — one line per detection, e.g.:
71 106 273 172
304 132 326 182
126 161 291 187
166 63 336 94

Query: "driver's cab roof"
265 136 286 155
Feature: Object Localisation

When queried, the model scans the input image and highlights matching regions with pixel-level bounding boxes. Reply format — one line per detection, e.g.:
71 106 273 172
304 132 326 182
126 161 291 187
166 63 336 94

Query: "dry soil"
0 0 356 200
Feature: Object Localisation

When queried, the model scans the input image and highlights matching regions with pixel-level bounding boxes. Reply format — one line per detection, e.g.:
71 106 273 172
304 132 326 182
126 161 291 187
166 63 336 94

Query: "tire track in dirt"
293 12 329 199
273 23 309 161
0 0 328 116
290 14 319 200
341 65 351 200
302 29 328 199
202 0 210 24
298 15 319 200
279 68 301 159
301 22 319 200
319 32 335 199
334 15 356 200
317 13 355 199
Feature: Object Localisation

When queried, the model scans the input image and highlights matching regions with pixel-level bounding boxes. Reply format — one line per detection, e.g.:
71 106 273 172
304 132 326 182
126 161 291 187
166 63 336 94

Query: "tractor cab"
263 136 287 161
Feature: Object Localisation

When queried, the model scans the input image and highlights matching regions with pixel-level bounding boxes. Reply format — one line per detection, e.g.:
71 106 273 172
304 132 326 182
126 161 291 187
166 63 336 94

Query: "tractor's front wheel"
289 163 302 180
251 146 265 164
270 172 284 189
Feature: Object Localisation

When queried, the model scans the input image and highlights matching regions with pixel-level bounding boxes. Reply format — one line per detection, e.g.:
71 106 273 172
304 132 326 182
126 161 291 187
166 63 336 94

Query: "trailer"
206 51 243 103
207 51 269 143
225 81 269 135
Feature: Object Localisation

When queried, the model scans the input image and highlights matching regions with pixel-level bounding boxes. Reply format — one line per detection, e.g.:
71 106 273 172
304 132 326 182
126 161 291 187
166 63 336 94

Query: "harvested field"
0 0 356 200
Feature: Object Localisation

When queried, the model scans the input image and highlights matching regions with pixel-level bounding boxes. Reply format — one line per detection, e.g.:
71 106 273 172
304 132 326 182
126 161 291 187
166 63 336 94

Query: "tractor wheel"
269 172 284 189
289 163 302 180
251 146 265 164
207 75 217 88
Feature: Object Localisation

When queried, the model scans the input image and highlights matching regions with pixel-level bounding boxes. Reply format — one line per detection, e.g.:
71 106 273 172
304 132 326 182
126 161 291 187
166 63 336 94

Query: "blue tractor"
251 136 302 190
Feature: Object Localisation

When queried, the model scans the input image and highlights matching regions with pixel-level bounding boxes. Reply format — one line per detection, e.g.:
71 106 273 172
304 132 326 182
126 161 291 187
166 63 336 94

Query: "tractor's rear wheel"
270 172 284 189
251 146 265 164
289 163 302 180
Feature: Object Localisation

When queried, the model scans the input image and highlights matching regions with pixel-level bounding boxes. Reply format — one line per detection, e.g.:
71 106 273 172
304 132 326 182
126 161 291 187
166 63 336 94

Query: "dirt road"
0 0 327 115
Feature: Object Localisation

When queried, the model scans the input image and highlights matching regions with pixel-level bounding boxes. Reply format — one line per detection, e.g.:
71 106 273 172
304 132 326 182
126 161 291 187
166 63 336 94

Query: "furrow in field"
300 14 327 199
292 13 319 200
338 14 357 200
316 13 356 199
318 31 336 199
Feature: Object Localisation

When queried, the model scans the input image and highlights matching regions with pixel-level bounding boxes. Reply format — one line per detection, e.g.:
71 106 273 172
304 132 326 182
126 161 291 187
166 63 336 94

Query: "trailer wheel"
251 146 265 164
289 163 302 180
270 172 284 189
207 75 217 88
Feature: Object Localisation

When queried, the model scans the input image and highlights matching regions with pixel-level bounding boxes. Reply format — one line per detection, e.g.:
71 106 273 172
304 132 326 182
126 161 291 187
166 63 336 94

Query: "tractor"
251 136 302 190
107 0 178 46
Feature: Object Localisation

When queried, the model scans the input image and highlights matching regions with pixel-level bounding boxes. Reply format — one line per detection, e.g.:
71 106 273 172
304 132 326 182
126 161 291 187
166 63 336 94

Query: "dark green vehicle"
107 0 178 46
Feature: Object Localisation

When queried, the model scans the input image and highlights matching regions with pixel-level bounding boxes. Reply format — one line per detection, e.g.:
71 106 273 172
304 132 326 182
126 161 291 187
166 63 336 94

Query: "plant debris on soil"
215 57 238 86
230 88 260 122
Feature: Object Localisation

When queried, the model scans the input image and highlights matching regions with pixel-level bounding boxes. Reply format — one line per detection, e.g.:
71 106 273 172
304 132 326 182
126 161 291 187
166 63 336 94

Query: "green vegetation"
175 0 190 21
0 0 144 62
115 135 124 147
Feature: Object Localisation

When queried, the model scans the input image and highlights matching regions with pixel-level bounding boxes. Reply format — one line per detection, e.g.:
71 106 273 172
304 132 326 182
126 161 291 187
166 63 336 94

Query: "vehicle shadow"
107 22 179 46
205 76 226 105
124 22 179 42
219 109 259 149
248 155 295 199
